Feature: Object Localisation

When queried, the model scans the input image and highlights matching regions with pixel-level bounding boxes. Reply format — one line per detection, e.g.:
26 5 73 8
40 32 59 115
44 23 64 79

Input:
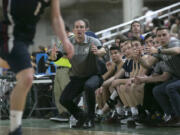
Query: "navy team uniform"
0 0 50 73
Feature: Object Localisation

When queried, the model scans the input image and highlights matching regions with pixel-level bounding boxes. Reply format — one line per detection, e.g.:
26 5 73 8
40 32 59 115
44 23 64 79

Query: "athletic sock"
130 107 138 116
96 109 103 116
10 110 23 132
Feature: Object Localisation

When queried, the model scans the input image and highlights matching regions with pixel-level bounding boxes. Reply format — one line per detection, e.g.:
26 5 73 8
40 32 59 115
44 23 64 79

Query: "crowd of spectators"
94 12 180 128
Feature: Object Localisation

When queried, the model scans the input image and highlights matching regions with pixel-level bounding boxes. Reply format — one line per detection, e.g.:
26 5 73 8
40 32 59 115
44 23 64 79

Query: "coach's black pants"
60 75 102 120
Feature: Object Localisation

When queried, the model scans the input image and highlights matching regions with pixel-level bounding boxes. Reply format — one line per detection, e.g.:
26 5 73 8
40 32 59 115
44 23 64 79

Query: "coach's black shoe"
72 113 88 128
83 119 95 129
9 126 22 135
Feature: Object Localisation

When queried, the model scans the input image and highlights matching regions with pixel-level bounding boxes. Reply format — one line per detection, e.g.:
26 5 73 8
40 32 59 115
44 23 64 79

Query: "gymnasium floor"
0 119 180 135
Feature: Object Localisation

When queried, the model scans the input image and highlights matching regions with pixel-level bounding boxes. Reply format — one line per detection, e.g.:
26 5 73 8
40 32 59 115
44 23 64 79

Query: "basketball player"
0 0 74 135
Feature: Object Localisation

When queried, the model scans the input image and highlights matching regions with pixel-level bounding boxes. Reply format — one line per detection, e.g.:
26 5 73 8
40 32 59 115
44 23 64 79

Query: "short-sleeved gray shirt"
69 35 102 77
153 61 170 75
154 39 180 78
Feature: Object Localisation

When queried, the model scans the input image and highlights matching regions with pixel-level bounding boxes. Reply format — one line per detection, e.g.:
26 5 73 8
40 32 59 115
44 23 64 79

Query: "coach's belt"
57 66 69 69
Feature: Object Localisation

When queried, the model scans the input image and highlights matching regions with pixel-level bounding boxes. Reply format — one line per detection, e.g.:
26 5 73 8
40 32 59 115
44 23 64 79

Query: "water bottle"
69 115 77 128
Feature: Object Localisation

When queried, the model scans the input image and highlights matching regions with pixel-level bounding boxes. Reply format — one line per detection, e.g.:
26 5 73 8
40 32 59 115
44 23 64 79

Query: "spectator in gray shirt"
135 61 171 117
139 27 180 126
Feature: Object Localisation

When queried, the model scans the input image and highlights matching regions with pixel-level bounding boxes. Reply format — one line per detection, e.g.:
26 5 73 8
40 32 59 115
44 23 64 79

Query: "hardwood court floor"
0 119 180 135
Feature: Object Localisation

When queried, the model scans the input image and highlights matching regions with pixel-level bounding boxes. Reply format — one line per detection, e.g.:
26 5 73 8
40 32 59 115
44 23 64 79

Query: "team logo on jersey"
84 47 89 54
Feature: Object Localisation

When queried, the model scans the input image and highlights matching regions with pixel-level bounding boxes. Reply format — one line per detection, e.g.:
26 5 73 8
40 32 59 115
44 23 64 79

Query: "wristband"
158 48 162 54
